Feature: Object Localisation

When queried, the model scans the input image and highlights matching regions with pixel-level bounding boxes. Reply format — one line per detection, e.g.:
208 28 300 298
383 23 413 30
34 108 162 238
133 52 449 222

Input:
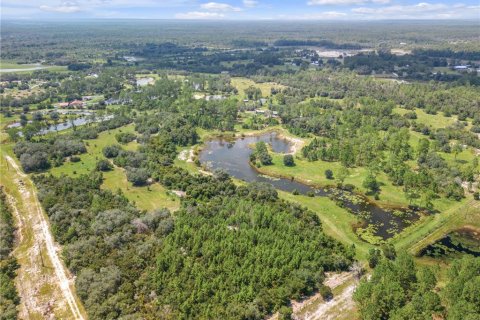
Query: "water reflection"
200 131 420 240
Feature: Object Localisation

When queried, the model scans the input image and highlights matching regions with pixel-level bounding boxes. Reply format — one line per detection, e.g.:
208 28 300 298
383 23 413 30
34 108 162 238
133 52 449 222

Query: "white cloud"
243 0 258 7
278 11 348 19
308 0 389 5
25 0 189 11
175 11 225 19
200 2 242 11
40 1 81 13
351 2 480 19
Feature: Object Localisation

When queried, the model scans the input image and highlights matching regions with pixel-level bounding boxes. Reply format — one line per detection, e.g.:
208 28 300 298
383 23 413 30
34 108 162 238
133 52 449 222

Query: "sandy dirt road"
3 155 86 320
292 272 357 320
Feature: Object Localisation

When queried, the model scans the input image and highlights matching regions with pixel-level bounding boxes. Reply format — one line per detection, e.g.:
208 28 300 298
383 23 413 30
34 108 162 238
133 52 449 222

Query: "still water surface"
200 131 420 240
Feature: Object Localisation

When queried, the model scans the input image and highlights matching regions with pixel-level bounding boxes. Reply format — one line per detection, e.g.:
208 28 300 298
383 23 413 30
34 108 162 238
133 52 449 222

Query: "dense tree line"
155 183 354 319
268 70 479 119
0 187 20 320
355 252 480 320
413 48 480 60
33 167 353 319
14 137 86 172
343 51 448 76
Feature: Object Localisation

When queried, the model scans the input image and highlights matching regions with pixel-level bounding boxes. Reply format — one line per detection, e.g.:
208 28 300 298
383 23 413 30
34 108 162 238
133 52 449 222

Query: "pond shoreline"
252 161 423 212
198 129 425 241
200 127 423 211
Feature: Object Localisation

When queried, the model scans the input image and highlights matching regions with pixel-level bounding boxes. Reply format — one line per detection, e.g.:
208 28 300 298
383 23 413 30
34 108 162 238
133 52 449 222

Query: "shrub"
473 192 479 200
381 244 397 260
283 154 295 166
363 172 379 194
404 111 417 119
115 132 136 144
470 125 480 133
319 285 333 300
306 191 315 197
102 145 122 158
259 152 272 166
70 156 81 163
368 248 381 268
19 152 50 172
278 306 293 320
96 159 113 172
255 141 272 165
325 169 334 180
126 167 149 186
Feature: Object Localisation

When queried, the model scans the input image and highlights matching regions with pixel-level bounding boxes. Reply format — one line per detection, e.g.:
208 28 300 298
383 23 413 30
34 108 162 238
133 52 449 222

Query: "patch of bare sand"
292 272 357 320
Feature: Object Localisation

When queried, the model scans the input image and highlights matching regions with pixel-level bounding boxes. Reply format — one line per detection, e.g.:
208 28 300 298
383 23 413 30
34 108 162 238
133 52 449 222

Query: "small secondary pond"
38 115 114 134
10 114 114 136
419 228 480 258
200 131 420 240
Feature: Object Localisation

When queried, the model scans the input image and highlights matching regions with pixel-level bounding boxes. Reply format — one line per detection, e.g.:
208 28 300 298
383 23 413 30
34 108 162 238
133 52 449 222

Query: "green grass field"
393 107 462 129
0 113 20 129
0 61 38 69
49 124 139 176
102 167 179 212
256 152 463 212
231 77 286 98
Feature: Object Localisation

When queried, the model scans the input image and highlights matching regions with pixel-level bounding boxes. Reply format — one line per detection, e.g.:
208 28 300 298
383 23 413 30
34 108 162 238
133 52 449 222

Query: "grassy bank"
278 191 373 260
256 152 463 213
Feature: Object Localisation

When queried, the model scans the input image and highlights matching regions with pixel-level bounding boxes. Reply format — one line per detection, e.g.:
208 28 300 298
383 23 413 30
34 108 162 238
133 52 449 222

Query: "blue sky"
2 0 479 20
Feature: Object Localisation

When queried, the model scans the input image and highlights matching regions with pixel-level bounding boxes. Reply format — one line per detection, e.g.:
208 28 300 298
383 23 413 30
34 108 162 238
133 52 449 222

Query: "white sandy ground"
5 155 85 320
293 272 356 320
301 283 356 320
239 130 305 155
281 135 305 155
178 148 195 162
268 272 357 320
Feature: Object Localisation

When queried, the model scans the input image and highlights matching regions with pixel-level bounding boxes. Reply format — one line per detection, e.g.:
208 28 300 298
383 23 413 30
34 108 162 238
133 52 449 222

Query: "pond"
200 131 420 241
9 114 114 136
38 115 114 134
419 228 480 258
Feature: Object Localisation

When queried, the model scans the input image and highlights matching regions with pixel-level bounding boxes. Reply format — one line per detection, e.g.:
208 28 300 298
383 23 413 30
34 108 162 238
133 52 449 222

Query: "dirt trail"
302 283 356 320
293 272 357 320
4 155 86 320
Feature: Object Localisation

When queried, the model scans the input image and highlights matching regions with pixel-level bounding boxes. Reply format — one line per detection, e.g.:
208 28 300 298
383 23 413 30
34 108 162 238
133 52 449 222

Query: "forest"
0 19 479 320
33 171 353 319
0 187 19 320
